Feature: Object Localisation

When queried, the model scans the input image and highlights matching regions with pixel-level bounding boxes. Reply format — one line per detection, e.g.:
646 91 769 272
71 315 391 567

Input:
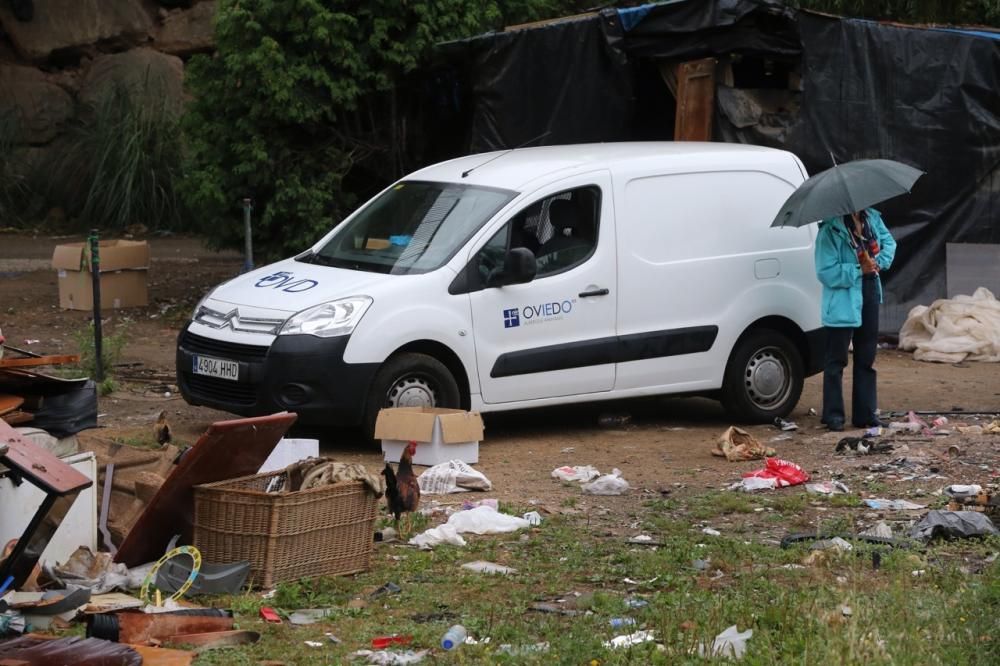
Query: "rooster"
153 410 172 446
382 440 420 535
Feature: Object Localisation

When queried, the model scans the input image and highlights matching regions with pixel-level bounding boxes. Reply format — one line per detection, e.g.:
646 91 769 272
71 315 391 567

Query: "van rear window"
301 181 516 274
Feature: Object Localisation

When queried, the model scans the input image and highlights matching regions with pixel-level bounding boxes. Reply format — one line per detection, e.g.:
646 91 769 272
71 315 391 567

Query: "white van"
177 142 824 436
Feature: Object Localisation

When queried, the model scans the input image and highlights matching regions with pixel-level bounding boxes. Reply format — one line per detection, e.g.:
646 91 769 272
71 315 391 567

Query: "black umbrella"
771 159 924 228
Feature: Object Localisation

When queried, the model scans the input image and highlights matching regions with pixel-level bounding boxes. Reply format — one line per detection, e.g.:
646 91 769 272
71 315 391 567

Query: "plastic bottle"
441 625 467 650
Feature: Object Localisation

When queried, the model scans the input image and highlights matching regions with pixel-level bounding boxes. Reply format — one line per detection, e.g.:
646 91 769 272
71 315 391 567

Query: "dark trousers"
823 276 879 428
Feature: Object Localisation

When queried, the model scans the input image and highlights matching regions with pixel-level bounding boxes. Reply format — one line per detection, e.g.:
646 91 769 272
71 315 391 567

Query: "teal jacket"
814 208 896 328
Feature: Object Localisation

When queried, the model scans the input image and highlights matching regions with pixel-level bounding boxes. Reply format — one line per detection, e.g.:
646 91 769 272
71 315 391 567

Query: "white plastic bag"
581 468 629 495
729 477 778 492
447 506 530 534
418 460 492 494
551 465 601 482
408 524 468 549
698 625 753 659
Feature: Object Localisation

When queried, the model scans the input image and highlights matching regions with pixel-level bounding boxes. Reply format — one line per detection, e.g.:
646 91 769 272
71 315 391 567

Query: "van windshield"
301 181 516 274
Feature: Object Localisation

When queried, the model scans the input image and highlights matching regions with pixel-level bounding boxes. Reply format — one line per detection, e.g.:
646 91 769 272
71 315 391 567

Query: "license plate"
192 355 239 381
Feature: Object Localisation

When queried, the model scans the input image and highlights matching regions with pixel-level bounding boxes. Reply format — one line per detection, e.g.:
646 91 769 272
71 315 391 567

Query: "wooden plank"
674 57 717 141
0 394 24 416
0 355 80 368
0 420 92 494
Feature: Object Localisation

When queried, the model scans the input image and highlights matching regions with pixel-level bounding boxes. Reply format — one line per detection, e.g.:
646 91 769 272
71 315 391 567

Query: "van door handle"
578 288 610 298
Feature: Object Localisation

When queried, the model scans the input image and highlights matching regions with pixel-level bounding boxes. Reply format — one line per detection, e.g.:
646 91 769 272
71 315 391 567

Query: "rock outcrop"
0 0 154 63
0 64 75 143
0 1 217 150
154 1 216 56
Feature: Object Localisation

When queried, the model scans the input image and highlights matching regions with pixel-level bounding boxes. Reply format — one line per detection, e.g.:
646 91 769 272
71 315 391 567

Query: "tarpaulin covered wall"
433 0 1000 331
439 15 634 153
725 14 1000 330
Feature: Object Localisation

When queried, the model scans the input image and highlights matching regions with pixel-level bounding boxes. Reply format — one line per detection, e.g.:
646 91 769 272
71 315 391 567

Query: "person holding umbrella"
815 208 896 430
770 158 922 431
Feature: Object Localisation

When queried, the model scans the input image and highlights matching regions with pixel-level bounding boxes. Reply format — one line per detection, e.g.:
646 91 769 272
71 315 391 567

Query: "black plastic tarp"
624 0 800 59
745 14 1000 326
439 14 634 153
432 1 1000 329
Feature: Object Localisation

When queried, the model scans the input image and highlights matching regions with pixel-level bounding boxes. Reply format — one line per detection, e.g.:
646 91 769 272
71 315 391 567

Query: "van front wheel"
363 353 461 441
721 329 803 423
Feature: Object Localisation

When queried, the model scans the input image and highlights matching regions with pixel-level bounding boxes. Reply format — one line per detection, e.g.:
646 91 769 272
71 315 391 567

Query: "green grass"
164 498 999 665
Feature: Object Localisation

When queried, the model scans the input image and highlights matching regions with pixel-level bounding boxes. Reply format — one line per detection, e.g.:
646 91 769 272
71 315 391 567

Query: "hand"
859 252 877 275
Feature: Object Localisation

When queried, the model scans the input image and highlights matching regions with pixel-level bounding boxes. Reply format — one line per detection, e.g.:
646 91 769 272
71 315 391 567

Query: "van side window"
475 186 600 283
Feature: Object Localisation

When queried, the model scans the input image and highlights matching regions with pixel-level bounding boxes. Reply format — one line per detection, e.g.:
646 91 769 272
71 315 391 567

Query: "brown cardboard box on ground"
51 240 150 310
376 407 484 466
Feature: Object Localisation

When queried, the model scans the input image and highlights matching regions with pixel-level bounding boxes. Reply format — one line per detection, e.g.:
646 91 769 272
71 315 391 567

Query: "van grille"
180 331 270 360
185 374 257 406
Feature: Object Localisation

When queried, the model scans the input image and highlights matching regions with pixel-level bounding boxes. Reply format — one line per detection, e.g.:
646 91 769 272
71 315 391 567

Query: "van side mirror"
486 247 536 288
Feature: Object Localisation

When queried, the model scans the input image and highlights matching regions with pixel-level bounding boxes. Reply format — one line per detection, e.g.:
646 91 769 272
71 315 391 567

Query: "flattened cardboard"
377 407 483 466
51 240 150 311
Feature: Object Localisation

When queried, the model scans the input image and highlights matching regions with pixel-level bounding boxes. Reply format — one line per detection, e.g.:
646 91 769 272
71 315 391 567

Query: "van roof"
407 142 802 191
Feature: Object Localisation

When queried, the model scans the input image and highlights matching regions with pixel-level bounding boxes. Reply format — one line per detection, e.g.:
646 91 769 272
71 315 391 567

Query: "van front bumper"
176 325 379 427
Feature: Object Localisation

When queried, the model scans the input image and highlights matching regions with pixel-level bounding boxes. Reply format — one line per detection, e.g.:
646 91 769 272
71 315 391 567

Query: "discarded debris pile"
0 407 405 662
0 341 92 434
899 287 1000 363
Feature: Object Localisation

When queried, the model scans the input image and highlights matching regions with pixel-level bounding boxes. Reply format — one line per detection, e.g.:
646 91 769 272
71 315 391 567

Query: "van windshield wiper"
298 251 335 266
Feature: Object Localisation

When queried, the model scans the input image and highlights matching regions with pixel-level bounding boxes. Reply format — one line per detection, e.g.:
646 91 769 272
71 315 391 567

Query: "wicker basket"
192 469 378 588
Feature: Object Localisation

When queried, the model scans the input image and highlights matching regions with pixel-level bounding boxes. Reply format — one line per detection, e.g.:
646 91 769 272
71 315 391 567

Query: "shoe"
853 419 887 428
826 421 844 432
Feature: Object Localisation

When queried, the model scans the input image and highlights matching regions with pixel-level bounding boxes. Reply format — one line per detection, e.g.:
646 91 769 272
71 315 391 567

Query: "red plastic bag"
742 458 810 488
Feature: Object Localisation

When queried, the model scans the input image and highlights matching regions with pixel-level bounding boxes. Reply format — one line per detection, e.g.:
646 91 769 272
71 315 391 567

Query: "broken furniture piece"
114 412 297 567
0 420 92 591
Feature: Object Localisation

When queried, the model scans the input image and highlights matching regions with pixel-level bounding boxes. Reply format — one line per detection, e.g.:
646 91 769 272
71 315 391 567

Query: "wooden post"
89 229 104 382
673 58 718 141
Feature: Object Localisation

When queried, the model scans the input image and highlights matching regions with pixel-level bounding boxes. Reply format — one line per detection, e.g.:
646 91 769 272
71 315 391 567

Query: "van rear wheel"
721 329 803 423
363 352 461 442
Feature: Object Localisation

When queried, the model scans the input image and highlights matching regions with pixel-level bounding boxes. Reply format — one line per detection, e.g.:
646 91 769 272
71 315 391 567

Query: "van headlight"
278 296 373 338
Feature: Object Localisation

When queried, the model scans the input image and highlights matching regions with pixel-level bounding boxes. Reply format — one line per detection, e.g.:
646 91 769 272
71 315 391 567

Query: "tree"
182 0 579 259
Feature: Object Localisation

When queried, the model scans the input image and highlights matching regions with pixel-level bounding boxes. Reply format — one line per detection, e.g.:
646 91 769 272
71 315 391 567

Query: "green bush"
71 320 129 395
181 0 580 261
0 113 31 226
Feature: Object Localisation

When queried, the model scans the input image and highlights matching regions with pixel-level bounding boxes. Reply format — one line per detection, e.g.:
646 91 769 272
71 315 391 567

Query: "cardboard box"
376 407 484 466
51 239 150 310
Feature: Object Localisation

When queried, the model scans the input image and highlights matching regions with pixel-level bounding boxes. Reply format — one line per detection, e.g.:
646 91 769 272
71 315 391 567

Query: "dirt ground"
2 232 999 537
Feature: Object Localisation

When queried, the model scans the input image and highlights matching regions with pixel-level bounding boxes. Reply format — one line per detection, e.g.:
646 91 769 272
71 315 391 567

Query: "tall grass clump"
44 79 187 232
0 112 30 225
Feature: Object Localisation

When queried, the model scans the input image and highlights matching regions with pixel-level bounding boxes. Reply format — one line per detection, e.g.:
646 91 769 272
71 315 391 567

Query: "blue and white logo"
503 308 520 328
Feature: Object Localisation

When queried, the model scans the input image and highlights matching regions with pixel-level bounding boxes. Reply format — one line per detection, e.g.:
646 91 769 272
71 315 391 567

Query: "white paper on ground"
461 560 517 575
418 460 492 494
551 465 601 482
604 630 656 648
